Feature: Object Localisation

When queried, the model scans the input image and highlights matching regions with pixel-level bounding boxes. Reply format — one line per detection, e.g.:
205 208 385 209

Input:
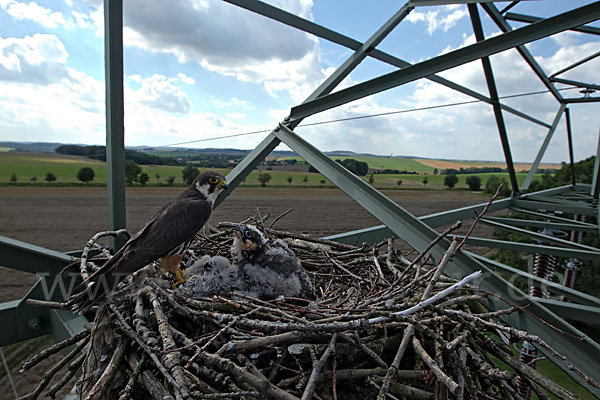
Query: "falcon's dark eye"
244 230 253 239
209 177 219 184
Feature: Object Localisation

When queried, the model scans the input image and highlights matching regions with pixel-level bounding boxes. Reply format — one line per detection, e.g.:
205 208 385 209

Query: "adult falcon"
68 171 227 313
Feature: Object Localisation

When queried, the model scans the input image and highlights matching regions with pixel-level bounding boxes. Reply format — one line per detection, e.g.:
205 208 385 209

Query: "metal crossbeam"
521 105 567 191
469 3 518 192
482 216 599 234
480 217 600 252
304 2 413 103
216 133 280 207
505 12 600 36
564 97 600 104
482 3 563 102
551 77 600 91
592 128 600 200
532 298 600 326
512 199 597 216
0 236 86 346
550 50 600 78
290 2 600 120
220 1 415 199
222 0 551 128
271 123 600 394
105 0 126 250
455 236 600 260
326 196 513 245
467 252 600 308
0 235 73 275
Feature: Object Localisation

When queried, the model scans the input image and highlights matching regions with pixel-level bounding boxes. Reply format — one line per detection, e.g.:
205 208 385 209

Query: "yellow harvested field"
414 158 559 171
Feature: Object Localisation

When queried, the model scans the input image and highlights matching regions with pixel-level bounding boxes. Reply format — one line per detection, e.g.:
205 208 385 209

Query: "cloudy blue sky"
0 0 599 162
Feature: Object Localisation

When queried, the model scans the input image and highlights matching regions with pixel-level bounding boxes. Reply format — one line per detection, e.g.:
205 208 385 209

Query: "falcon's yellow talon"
171 266 188 288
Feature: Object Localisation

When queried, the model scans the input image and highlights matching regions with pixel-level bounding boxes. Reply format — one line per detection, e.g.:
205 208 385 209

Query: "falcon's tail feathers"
66 258 123 314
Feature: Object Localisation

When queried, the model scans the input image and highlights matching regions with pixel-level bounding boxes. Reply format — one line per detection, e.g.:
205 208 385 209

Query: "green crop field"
0 152 546 190
0 152 108 183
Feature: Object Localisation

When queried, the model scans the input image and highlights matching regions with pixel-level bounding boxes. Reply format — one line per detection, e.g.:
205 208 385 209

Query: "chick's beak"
234 226 244 238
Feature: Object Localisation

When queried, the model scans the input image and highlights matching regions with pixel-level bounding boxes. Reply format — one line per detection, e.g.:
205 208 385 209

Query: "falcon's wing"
68 197 212 312
125 197 212 261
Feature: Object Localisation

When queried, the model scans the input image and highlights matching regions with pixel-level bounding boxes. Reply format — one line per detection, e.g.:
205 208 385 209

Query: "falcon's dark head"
231 225 267 264
194 171 227 204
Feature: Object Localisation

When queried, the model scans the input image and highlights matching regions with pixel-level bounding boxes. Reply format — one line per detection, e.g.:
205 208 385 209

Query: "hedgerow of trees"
309 158 369 176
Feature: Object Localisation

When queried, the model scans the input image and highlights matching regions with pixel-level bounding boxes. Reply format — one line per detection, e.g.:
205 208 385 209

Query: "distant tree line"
56 145 245 168
441 166 504 175
188 153 243 168
372 169 419 175
527 156 596 192
55 145 183 166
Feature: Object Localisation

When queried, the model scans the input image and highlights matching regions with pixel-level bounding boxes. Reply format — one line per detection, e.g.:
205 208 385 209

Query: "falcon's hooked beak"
218 180 228 190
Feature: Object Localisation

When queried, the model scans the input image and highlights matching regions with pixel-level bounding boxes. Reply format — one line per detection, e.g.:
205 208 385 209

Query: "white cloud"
0 34 69 84
0 68 105 143
129 74 192 114
211 97 252 109
225 112 246 120
0 0 73 28
177 72 195 85
120 0 324 102
407 5 468 36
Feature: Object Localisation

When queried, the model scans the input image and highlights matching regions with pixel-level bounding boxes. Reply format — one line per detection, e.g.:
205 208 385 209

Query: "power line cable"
83 86 579 158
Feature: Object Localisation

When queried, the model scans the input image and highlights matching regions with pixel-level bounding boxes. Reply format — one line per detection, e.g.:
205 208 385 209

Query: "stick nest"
21 219 592 400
